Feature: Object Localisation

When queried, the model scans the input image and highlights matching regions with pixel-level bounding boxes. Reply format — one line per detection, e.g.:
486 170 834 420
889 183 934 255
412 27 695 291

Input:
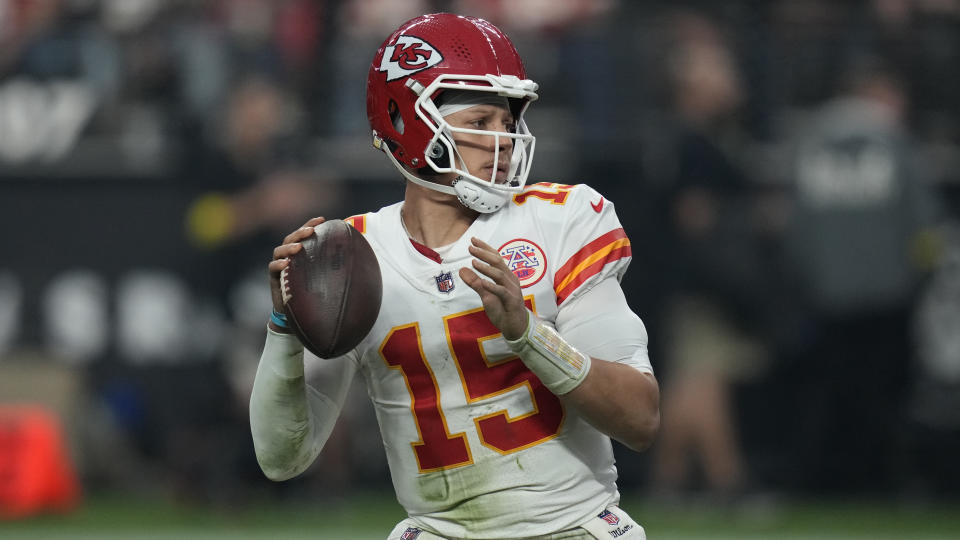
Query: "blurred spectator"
644 10 772 503
185 74 338 247
907 220 960 497
781 57 940 494
176 73 344 501
181 72 341 385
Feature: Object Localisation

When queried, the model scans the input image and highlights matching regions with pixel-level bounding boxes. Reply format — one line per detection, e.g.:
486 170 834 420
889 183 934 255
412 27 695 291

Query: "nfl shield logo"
435 271 455 293
400 527 422 539
598 509 620 525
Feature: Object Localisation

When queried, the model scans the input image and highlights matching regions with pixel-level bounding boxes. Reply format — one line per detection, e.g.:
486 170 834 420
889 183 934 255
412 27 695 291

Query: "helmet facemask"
411 75 538 213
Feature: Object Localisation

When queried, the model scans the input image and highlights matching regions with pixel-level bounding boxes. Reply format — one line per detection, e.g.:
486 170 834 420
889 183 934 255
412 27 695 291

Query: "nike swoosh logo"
591 197 604 213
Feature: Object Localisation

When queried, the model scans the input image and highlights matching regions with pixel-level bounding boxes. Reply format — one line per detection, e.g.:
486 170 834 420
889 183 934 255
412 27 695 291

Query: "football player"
250 13 659 540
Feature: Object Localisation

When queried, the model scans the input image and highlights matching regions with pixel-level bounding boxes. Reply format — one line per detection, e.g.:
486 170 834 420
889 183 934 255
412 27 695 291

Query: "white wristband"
505 311 591 395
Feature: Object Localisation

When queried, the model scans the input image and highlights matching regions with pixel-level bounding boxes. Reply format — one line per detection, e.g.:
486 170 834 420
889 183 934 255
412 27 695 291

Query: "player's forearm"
564 361 660 452
249 329 324 481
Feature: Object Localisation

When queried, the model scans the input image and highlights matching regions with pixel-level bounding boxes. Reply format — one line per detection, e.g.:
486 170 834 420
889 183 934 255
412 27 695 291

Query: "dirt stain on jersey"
416 454 530 535
416 469 450 502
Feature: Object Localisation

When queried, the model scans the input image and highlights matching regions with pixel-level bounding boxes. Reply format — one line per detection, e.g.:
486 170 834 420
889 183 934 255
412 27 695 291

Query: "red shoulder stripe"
344 214 366 234
554 228 631 304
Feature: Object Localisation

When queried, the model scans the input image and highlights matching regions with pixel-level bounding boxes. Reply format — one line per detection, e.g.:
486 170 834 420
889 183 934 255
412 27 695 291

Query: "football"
281 219 382 358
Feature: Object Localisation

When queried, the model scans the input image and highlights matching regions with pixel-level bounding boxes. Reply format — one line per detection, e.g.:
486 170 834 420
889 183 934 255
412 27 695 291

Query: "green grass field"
3 491 959 539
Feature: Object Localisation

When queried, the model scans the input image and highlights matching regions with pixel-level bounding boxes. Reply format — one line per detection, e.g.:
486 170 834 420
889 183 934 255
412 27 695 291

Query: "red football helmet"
367 13 539 213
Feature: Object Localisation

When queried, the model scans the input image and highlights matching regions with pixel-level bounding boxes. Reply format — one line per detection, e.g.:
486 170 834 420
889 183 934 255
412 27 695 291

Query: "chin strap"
377 136 509 213
451 177 509 213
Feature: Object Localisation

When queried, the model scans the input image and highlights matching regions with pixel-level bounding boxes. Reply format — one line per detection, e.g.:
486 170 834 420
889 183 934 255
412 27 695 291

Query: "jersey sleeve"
556 277 653 374
551 184 632 306
249 329 358 481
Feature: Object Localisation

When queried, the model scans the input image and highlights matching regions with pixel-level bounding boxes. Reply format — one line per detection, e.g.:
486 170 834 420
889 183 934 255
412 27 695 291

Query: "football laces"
280 267 292 304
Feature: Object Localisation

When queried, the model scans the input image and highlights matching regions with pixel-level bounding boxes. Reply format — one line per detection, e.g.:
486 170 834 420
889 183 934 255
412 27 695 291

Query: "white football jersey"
334 183 643 538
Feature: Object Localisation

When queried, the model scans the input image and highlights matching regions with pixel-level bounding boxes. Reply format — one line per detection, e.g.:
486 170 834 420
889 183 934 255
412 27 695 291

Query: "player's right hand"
460 236 530 341
269 217 326 314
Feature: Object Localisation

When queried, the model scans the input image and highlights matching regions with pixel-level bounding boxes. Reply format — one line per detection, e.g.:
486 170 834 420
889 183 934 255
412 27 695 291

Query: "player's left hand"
460 237 529 341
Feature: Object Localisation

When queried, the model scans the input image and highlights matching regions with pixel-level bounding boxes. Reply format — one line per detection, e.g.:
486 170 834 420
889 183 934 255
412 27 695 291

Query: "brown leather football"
281 219 382 358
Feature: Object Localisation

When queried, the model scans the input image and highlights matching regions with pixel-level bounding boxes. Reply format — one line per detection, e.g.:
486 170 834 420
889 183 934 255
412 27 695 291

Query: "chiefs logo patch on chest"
499 238 547 287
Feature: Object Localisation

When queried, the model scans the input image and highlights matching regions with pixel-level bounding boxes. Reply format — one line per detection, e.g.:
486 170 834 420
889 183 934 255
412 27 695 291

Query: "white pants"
387 506 646 540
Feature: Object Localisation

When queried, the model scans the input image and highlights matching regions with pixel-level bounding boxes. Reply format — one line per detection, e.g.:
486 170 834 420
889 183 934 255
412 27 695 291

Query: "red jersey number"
512 182 574 206
380 299 564 472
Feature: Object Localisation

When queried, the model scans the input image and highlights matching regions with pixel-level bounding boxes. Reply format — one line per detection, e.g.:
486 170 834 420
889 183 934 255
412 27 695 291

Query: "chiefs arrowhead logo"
380 36 443 81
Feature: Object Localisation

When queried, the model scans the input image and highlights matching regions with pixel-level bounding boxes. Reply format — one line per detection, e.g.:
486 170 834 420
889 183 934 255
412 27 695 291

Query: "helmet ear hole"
419 141 450 176
428 141 451 168
388 99 404 134
427 142 444 159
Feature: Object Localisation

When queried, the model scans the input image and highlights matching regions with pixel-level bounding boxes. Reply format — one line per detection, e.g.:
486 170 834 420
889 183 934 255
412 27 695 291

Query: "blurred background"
1 0 960 537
